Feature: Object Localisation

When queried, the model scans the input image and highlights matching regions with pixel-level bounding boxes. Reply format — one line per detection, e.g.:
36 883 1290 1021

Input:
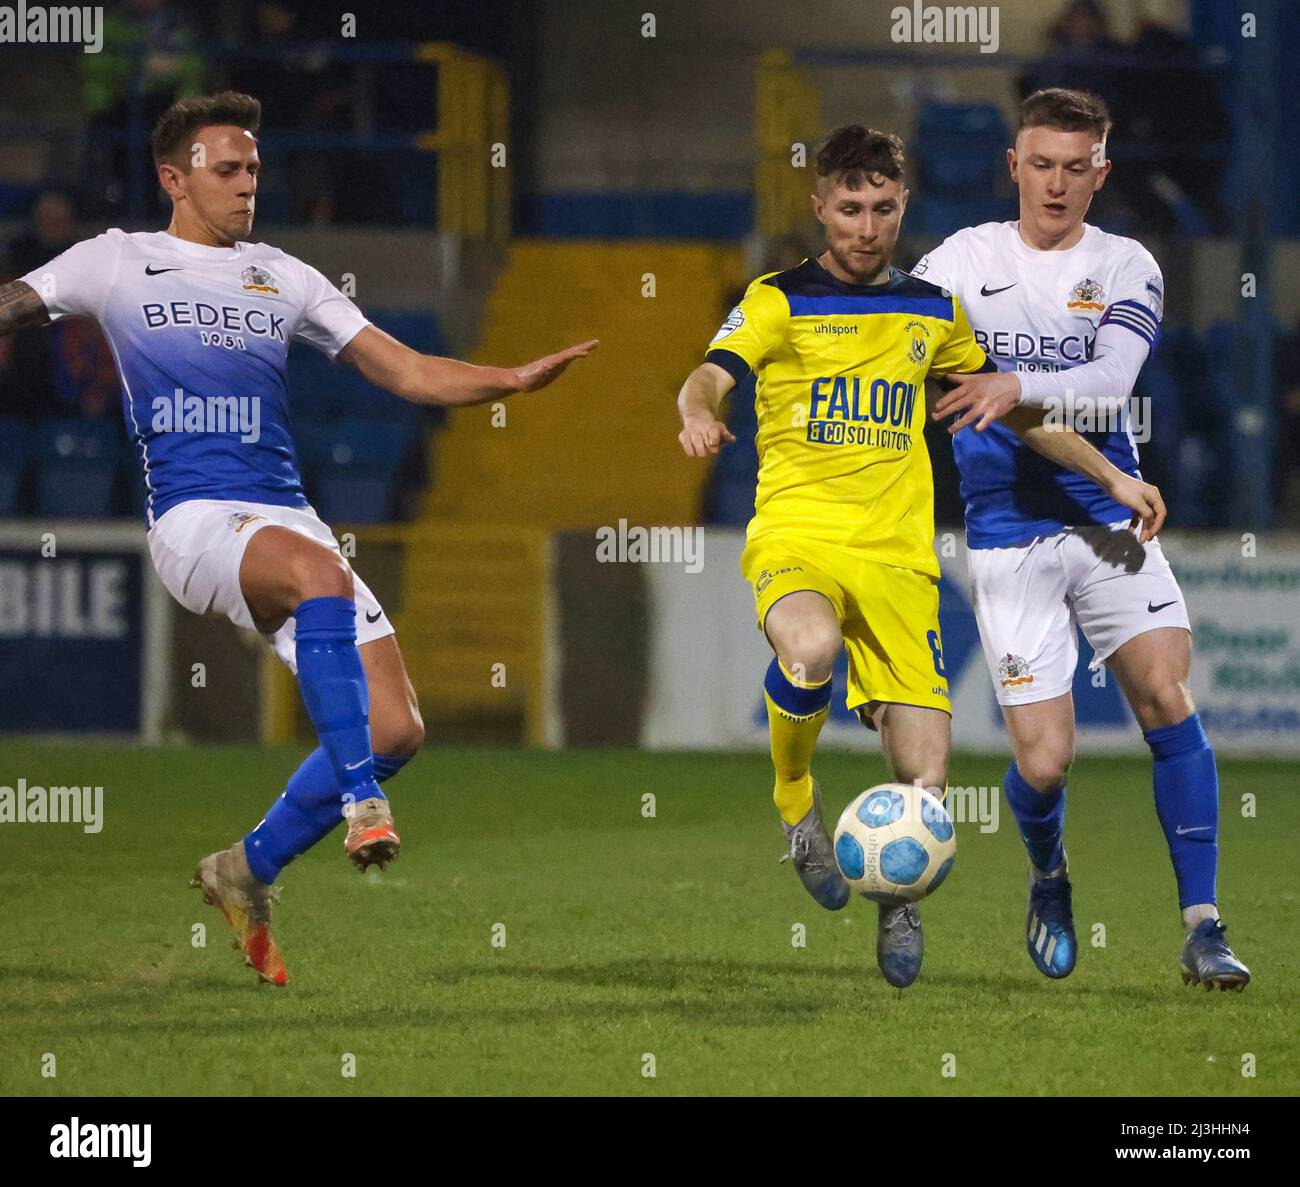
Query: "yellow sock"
764 659 833 825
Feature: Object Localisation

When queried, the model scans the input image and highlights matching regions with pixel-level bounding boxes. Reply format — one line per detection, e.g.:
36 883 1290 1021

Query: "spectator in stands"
2 191 119 422
79 0 205 217
3 191 78 278
1023 1 1228 237
0 192 74 421
0 320 55 423
226 2 359 224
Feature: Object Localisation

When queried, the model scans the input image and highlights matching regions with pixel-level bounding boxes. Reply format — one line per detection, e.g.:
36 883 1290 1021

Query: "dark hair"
815 125 905 190
151 92 262 168
1019 87 1112 140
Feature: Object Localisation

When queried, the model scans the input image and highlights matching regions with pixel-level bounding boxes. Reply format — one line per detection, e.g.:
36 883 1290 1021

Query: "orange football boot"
192 840 288 986
344 796 401 871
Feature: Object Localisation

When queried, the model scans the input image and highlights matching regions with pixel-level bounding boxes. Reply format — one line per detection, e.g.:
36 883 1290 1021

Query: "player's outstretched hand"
1107 473 1167 542
513 339 599 392
678 415 736 457
932 370 1022 433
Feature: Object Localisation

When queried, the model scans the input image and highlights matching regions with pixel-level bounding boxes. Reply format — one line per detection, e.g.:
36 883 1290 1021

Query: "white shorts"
147 498 394 674
967 520 1191 706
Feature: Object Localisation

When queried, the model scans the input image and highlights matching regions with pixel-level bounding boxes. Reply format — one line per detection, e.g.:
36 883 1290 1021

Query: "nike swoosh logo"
980 282 1017 296
144 265 182 275
344 759 368 771
1148 600 1177 613
1175 825 1213 835
365 610 382 623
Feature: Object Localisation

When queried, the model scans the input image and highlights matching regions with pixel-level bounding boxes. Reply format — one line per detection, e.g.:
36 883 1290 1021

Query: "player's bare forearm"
338 324 597 407
1003 406 1114 484
1003 406 1167 540
406 354 529 406
677 362 730 422
0 280 51 337
677 362 736 457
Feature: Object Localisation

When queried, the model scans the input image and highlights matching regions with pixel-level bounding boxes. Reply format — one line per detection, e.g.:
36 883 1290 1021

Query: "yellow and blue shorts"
740 535 950 722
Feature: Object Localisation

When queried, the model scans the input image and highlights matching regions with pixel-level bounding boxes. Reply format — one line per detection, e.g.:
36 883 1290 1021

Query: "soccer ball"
833 783 956 903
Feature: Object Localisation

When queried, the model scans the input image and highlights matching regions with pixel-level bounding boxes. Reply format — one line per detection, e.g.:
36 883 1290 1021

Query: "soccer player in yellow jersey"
675 126 1165 987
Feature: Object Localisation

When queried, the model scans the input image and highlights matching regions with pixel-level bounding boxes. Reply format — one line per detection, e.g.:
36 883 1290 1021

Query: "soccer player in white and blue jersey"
915 88 1249 991
0 93 595 984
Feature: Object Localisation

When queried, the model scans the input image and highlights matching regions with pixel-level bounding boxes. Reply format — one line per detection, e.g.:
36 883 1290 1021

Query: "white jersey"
913 221 1163 548
21 229 369 525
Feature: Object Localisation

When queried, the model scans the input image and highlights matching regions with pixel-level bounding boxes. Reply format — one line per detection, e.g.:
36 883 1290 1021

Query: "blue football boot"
1025 859 1077 979
1180 919 1250 992
779 780 851 910
877 900 923 988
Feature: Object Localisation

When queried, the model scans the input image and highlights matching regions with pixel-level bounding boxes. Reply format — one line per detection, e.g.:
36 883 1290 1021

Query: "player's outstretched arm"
338 324 598 407
0 281 51 337
676 361 736 457
1001 404 1167 542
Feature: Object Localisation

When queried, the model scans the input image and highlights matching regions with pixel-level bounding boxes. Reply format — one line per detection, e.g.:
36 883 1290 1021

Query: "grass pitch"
0 743 1295 1096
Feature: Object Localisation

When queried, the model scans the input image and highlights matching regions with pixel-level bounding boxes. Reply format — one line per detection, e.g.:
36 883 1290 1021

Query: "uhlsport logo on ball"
833 783 955 903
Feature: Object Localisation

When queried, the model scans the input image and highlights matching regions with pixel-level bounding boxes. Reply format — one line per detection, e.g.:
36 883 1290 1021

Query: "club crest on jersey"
711 305 744 343
998 653 1033 687
241 265 279 294
1066 278 1105 313
904 318 931 365
225 511 266 533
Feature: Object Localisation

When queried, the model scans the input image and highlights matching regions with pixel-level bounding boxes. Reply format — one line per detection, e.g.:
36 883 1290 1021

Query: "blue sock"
1145 713 1218 910
1004 762 1066 873
293 596 381 801
245 749 412 884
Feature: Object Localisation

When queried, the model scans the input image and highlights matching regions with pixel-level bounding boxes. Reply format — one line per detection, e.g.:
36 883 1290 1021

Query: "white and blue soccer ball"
833 783 956 903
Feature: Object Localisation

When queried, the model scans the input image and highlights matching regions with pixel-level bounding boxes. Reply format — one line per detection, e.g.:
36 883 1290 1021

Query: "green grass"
0 743 1295 1096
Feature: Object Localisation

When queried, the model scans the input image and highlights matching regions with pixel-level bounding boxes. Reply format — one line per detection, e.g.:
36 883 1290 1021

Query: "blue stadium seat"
287 309 444 424
368 309 443 355
918 103 1009 143
0 418 35 514
297 419 411 523
312 471 396 523
287 341 344 420
36 417 122 517
911 194 1012 239
915 104 1011 235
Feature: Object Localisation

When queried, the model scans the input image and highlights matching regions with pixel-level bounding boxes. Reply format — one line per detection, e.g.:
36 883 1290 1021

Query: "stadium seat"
297 419 411 523
287 341 345 420
911 194 1011 239
914 104 1011 237
917 105 1008 179
918 103 1009 143
368 310 443 356
35 417 122 517
287 309 445 425
0 417 35 514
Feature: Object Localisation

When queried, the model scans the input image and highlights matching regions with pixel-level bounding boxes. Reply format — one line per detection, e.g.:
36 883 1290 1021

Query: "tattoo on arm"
0 281 51 336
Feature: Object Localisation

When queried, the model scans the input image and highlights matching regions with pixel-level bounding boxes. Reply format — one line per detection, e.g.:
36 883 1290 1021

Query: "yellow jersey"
705 257 988 577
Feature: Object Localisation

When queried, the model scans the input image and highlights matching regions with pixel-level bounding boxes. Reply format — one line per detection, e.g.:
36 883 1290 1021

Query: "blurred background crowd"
0 0 1296 529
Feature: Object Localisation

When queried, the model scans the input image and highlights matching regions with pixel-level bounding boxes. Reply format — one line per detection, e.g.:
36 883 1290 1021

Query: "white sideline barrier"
642 528 1300 757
